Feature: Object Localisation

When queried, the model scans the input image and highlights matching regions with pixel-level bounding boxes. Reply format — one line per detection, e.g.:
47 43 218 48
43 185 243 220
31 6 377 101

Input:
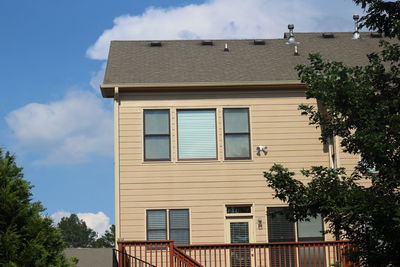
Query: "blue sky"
0 0 363 234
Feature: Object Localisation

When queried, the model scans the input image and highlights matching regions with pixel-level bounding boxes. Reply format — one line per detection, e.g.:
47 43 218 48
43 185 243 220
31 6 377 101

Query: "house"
101 31 382 266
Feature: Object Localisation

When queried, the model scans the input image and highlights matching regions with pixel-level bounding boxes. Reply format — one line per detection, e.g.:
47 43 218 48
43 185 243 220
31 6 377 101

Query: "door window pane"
177 110 216 159
144 110 170 160
230 222 249 243
147 210 167 240
224 108 250 159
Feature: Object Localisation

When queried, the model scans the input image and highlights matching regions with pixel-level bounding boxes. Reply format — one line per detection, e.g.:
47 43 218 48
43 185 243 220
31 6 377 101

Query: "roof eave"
100 80 305 98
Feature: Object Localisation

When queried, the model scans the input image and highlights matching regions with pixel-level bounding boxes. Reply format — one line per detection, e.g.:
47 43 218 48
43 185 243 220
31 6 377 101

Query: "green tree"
0 149 74 267
58 214 97 248
92 224 115 248
264 1 400 265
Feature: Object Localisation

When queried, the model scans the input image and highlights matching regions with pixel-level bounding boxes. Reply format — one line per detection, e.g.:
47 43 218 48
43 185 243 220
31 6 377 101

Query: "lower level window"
267 207 324 266
147 209 190 245
267 207 324 242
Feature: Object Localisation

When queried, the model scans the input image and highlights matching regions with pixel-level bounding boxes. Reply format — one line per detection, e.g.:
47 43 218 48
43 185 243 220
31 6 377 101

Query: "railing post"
169 241 174 267
118 242 124 267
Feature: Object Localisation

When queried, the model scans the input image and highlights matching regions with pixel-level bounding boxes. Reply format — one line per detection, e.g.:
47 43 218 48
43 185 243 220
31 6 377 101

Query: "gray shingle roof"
102 32 386 97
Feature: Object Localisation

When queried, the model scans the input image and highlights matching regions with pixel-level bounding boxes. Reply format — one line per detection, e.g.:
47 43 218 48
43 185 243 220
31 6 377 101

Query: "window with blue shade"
144 110 170 161
177 109 217 160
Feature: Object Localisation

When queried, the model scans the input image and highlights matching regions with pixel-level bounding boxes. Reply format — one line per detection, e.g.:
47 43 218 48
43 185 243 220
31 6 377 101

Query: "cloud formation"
5 90 113 165
90 62 107 91
86 0 360 60
51 211 111 236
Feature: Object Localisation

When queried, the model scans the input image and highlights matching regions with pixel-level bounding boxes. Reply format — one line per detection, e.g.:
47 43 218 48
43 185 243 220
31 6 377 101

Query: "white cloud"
5 90 113 165
86 0 361 60
50 211 71 224
90 62 106 91
51 211 111 236
77 212 111 236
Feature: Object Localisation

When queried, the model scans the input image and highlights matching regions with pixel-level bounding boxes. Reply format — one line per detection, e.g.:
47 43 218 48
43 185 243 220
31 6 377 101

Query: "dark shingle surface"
103 32 385 85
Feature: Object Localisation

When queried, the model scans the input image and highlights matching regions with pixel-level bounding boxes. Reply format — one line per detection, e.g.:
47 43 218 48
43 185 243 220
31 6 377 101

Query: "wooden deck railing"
117 240 202 267
117 240 355 267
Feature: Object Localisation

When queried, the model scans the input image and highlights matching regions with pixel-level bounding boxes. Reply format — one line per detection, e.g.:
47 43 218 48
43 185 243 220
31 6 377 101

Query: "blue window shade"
177 110 216 159
147 210 167 240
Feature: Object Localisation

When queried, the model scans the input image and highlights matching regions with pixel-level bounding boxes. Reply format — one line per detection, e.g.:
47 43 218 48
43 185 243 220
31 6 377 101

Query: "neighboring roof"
64 248 113 267
102 32 385 97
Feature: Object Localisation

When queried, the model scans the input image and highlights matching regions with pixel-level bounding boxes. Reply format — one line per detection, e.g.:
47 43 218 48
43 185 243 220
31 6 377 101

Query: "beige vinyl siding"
116 89 345 244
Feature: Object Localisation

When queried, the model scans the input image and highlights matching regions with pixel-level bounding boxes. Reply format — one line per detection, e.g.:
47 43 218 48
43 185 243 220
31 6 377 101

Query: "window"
144 110 170 160
223 108 250 159
297 214 324 241
147 209 190 245
267 207 296 243
177 109 217 160
267 207 325 266
226 205 252 214
169 210 190 245
147 210 167 240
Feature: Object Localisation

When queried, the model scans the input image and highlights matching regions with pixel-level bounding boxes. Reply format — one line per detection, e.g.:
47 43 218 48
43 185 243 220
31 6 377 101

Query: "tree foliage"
58 214 97 248
57 214 115 248
264 1 400 265
355 0 400 38
0 149 74 267
92 225 115 248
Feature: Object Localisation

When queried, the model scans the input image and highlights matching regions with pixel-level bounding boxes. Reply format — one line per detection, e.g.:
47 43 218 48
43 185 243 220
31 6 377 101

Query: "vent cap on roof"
254 39 265 45
352 15 361 39
201 40 213 45
322 33 334 38
149 41 162 47
286 24 299 45
370 32 382 38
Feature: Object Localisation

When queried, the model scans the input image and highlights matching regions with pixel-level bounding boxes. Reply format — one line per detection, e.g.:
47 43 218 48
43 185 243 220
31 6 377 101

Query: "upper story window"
177 109 217 160
223 108 251 159
144 110 170 161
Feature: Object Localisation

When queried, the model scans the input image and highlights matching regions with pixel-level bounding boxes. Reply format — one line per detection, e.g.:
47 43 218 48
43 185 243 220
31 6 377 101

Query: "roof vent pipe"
224 43 229 52
286 24 299 45
352 15 361 39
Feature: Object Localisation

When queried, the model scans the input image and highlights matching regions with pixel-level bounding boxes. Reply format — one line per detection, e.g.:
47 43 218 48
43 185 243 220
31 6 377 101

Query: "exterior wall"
116 88 335 244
